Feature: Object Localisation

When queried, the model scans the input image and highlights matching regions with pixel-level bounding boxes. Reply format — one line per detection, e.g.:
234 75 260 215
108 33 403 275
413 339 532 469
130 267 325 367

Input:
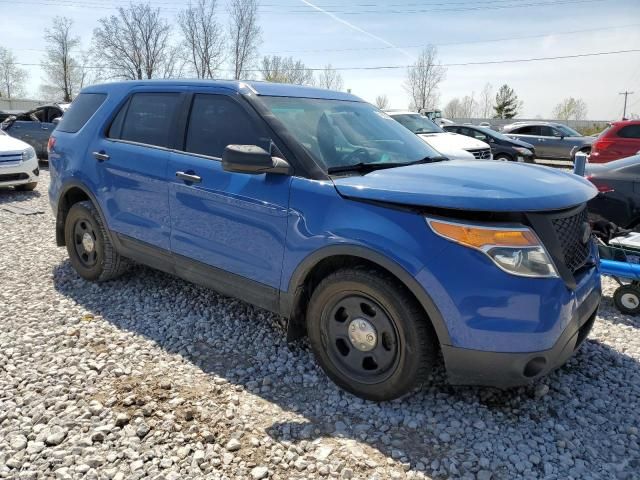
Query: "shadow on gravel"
0 188 42 202
52 260 640 479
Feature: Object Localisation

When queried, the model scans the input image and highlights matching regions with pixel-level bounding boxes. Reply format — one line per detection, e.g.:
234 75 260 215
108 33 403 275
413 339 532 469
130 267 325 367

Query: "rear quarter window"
57 93 107 133
617 125 640 139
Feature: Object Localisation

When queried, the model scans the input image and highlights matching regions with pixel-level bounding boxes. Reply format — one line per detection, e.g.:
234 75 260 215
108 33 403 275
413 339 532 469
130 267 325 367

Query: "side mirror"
222 145 292 175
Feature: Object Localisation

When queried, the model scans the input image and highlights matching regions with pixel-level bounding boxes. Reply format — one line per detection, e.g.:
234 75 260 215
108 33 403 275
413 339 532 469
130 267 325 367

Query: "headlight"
427 218 558 278
22 147 36 161
513 147 532 156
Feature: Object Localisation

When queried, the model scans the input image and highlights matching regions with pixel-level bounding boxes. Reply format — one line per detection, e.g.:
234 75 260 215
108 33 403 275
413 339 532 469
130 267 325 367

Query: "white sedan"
0 130 39 191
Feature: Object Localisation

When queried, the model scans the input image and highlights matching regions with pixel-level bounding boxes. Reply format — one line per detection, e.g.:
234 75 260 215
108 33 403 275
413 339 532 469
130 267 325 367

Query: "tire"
64 200 128 281
613 285 640 315
494 154 513 162
14 182 37 191
306 267 437 401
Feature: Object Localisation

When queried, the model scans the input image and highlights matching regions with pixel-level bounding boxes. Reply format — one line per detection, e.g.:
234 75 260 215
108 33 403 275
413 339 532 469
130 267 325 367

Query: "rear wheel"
306 267 437 401
613 284 640 315
64 201 128 281
15 182 37 191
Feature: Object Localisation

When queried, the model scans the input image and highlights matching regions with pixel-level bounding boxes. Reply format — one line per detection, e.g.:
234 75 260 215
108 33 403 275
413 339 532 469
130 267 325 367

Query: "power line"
11 23 639 56
9 48 640 72
1 0 615 15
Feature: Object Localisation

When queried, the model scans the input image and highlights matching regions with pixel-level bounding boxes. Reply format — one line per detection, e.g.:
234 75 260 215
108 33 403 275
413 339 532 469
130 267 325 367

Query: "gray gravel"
1 169 639 479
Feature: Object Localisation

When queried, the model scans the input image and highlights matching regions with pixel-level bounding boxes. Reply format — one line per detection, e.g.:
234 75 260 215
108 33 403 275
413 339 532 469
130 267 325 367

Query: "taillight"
47 136 56 154
586 175 614 193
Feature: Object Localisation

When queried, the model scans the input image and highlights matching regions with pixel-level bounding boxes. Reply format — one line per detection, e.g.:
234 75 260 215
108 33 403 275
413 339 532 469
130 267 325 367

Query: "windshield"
390 113 444 134
555 124 581 137
260 97 443 171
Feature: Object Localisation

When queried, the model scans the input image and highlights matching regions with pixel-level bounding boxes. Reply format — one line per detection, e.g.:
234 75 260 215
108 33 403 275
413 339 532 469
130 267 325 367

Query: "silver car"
501 121 593 160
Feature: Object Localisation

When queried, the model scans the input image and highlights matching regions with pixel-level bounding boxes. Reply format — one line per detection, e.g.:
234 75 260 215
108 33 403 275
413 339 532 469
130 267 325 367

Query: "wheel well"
288 255 438 343
56 187 90 246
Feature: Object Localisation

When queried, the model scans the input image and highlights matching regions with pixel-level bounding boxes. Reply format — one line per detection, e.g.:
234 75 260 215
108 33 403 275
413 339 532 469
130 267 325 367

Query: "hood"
0 133 30 153
419 132 490 152
332 161 597 212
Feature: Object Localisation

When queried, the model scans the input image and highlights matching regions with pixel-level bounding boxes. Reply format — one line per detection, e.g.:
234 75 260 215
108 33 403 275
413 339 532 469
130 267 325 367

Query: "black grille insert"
0 173 29 182
550 207 590 273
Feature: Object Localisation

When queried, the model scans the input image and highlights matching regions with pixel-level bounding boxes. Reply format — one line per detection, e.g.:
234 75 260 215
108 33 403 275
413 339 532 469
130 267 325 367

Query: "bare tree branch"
228 0 260 80
552 97 588 121
93 3 172 80
178 0 224 79
315 64 344 91
374 94 389 110
260 55 313 85
42 17 81 102
0 46 28 99
403 46 445 112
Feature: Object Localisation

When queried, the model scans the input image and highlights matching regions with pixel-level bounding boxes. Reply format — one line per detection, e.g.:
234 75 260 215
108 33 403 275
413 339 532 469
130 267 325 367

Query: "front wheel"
306 268 437 401
494 154 512 162
613 284 640 315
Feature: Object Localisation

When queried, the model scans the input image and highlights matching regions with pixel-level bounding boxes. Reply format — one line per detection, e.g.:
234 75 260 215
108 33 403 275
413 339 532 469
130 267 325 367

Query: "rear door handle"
93 151 110 162
176 171 202 183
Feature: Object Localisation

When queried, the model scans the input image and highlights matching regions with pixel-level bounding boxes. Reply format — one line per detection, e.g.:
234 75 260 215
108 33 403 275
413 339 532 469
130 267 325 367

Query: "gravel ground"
1 169 639 480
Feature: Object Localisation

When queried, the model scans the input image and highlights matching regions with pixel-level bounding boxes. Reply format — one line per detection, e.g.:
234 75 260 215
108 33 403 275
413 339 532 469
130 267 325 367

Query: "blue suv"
49 80 601 401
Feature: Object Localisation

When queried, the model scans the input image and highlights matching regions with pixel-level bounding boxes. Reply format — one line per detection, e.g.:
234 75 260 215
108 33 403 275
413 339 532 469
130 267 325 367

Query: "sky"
2 0 640 119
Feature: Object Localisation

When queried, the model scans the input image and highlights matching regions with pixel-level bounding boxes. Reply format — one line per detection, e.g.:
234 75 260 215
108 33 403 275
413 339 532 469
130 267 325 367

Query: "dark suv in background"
502 121 593 160
444 124 535 163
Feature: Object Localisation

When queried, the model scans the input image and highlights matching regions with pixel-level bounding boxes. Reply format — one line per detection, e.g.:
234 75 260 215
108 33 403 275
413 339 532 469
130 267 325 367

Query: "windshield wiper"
327 156 447 175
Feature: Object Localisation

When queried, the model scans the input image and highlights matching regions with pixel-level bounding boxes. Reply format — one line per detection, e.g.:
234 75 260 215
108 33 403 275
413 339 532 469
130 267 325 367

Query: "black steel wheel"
307 267 437 401
64 201 128 281
72 218 98 268
613 284 640 315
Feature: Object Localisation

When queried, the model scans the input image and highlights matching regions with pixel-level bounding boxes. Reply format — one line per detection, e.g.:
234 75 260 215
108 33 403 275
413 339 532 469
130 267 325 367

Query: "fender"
281 244 451 345
55 179 114 247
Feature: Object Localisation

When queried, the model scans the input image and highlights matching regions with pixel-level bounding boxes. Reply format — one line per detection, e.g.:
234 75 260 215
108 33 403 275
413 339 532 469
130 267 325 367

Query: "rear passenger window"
618 125 640 139
185 94 268 159
109 93 180 148
513 126 539 135
57 93 107 133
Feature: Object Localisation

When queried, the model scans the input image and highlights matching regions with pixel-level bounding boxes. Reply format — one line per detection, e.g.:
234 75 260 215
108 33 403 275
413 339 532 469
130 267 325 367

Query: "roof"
385 110 418 115
82 79 363 102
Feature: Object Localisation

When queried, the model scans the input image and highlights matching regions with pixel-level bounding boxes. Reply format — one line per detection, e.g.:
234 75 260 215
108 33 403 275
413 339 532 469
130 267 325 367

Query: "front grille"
0 172 28 182
466 148 492 160
550 207 590 272
0 153 22 163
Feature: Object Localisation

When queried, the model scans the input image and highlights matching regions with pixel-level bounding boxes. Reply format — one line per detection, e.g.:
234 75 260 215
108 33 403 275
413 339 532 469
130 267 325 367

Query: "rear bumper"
442 287 600 388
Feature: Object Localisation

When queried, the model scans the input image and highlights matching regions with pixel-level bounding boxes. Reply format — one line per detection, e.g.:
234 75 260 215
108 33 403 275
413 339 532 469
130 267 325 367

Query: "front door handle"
176 171 202 183
93 151 110 162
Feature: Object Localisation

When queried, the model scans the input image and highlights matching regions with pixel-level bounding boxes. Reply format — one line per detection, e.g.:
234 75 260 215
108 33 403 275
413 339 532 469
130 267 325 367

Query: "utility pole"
619 91 634 119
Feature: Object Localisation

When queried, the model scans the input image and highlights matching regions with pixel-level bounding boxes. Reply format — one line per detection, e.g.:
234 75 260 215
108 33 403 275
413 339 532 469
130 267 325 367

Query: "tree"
260 55 313 85
228 0 260 80
315 64 343 91
0 46 27 99
93 3 172 80
42 17 81 102
178 0 225 79
403 45 446 112
552 97 588 121
443 98 461 119
479 82 494 118
459 94 478 118
375 94 389 110
493 84 521 119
